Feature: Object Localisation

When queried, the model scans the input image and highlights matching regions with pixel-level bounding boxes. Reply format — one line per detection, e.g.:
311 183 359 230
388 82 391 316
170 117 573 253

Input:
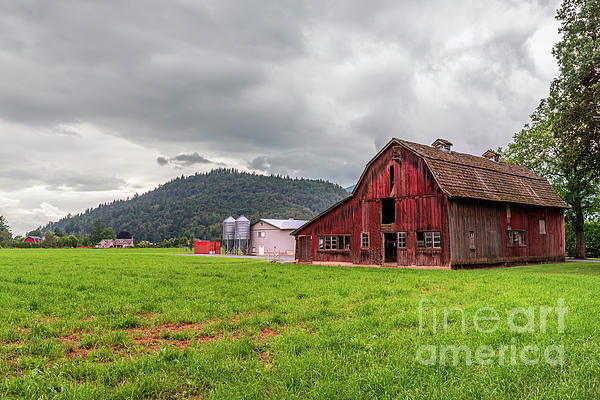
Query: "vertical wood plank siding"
295 145 448 267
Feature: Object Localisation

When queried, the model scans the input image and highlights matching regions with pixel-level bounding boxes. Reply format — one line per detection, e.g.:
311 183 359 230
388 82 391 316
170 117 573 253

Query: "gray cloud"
0 0 562 232
0 168 127 192
157 152 223 167
248 156 270 171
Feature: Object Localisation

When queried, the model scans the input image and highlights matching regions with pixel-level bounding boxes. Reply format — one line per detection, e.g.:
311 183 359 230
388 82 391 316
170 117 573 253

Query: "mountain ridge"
41 169 348 242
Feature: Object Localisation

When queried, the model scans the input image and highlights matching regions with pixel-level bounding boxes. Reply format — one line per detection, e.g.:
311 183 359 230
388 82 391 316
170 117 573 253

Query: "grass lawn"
1 249 599 399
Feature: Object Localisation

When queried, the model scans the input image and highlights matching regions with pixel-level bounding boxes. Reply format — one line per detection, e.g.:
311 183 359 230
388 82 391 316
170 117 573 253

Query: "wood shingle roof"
396 139 567 208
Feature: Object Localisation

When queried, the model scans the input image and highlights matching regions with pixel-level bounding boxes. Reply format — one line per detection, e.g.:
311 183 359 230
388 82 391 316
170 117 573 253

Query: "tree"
0 216 10 233
43 231 57 248
27 229 42 237
90 219 105 243
81 236 92 247
0 216 11 247
65 235 79 248
116 231 132 239
0 230 12 247
180 236 188 247
100 227 116 240
503 0 600 258
53 227 65 237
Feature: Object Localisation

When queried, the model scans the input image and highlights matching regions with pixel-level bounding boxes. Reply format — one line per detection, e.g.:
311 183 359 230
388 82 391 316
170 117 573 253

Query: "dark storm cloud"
156 157 169 166
0 0 561 190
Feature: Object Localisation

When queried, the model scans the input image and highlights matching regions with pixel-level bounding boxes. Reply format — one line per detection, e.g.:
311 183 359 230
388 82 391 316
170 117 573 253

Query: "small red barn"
24 236 42 244
293 138 567 269
194 240 221 254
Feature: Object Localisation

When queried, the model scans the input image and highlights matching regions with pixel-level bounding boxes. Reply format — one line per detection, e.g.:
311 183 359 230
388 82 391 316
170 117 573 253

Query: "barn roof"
292 138 566 236
394 139 567 208
252 218 308 230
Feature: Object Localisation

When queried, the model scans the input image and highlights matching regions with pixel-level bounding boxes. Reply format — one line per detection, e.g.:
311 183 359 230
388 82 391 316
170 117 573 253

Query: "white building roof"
254 218 308 230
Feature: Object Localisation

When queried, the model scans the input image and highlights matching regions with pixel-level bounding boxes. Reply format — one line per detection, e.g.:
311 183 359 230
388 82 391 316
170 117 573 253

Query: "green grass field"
1 249 599 399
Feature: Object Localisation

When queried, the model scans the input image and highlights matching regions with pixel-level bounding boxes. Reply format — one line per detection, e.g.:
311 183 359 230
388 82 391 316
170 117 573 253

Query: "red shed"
293 138 567 269
194 240 221 254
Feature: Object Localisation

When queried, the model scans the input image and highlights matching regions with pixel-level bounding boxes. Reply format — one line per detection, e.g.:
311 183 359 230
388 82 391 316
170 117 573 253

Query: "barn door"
298 236 312 263
384 233 397 263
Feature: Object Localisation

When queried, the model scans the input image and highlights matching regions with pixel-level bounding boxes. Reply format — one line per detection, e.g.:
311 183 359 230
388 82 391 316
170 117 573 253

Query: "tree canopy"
503 0 600 258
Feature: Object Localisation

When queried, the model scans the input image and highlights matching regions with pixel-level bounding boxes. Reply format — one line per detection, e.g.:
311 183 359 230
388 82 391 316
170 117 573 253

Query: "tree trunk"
573 200 586 259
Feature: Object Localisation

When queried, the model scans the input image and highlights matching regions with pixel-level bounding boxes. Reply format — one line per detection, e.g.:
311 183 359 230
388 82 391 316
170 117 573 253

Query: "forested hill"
41 169 348 242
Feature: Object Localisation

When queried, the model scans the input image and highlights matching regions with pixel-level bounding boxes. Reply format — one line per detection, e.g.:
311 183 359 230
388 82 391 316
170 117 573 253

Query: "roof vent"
431 138 453 152
482 149 500 162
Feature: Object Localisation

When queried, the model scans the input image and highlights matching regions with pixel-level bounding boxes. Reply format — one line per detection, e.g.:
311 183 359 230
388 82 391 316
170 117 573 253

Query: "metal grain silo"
223 216 236 252
234 215 250 254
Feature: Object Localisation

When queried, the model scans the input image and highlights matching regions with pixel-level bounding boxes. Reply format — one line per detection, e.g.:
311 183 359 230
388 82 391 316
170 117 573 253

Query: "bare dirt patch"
57 314 289 358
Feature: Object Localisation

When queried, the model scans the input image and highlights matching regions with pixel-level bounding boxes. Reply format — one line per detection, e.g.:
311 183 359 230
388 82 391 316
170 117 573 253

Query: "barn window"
398 232 407 248
361 232 369 248
318 235 351 251
339 235 351 250
469 231 475 250
416 231 441 248
539 219 546 235
425 232 433 247
381 198 395 224
507 230 527 247
518 231 527 247
258 231 266 238
390 165 395 190
433 232 441 248
416 232 425 247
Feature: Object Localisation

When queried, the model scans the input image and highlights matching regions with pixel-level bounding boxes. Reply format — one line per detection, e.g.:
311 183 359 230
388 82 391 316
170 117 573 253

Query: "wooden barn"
292 138 567 269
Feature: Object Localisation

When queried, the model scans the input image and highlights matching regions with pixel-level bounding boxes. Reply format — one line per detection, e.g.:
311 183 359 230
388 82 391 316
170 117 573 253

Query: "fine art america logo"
416 298 567 366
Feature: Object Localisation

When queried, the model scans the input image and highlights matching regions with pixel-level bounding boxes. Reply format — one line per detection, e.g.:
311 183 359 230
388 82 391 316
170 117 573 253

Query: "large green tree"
503 0 600 258
90 219 105 243
42 231 57 248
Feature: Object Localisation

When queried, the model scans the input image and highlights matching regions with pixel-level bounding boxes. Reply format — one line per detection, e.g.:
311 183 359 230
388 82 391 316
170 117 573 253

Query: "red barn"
293 138 567 269
24 236 43 244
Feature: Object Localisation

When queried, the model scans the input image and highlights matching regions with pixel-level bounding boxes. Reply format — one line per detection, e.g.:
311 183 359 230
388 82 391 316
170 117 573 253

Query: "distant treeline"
12 221 194 249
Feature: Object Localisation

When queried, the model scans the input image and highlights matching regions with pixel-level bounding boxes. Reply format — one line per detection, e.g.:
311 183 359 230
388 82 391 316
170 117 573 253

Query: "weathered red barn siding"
295 145 449 267
499 204 564 262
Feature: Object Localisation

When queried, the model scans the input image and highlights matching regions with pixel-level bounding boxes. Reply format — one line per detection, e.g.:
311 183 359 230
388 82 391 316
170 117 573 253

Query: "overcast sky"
1 0 561 235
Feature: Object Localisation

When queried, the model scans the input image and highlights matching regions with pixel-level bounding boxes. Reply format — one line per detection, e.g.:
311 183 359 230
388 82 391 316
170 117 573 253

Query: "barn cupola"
431 138 453 152
482 149 500 162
